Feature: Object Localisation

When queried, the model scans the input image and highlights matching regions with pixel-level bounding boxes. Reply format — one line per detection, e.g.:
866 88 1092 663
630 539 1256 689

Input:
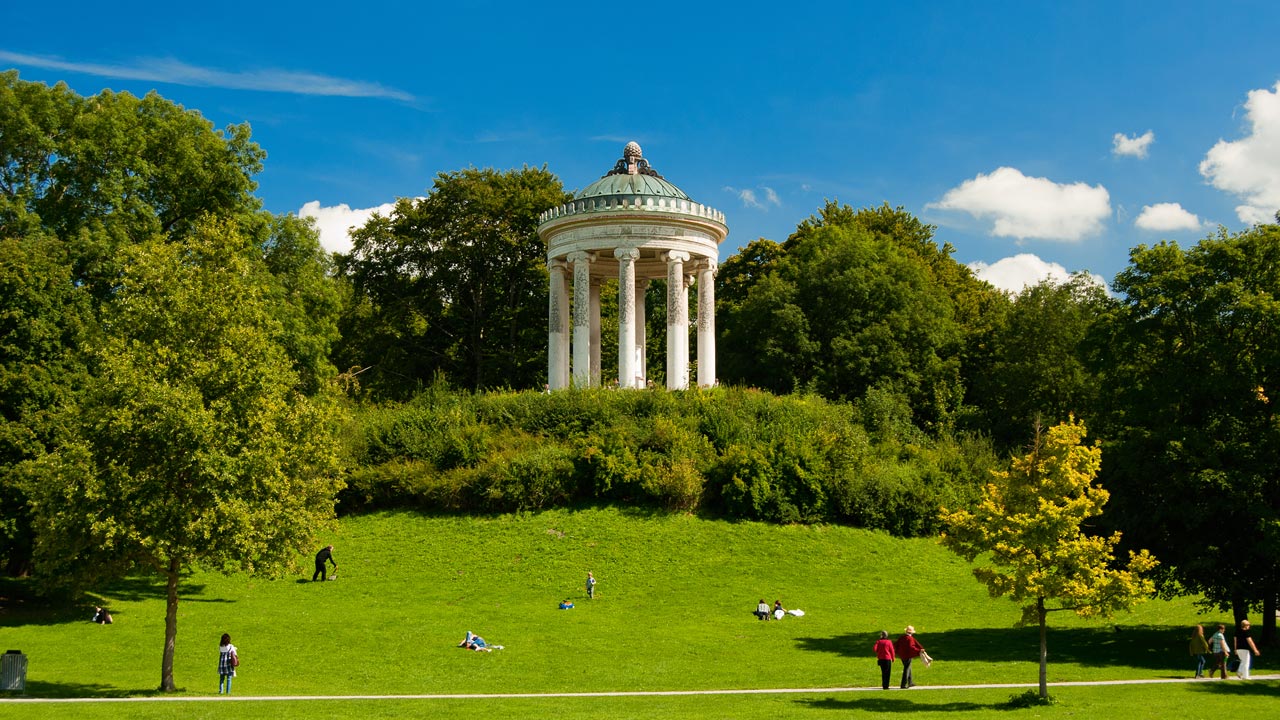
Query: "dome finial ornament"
605 141 663 179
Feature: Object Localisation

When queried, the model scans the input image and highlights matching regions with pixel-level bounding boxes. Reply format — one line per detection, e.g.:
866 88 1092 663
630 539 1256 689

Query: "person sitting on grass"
92 606 113 624
559 599 575 609
773 600 787 620
754 599 771 620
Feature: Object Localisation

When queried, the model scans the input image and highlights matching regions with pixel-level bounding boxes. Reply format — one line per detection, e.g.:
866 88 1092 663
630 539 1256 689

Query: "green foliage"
334 167 572 397
1097 221 1280 623
717 202 1005 433
967 273 1113 451
1006 689 1058 707
21 219 345 691
340 386 993 536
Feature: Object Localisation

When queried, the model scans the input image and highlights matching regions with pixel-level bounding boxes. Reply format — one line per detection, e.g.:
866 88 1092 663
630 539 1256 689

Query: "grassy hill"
2 508 1275 718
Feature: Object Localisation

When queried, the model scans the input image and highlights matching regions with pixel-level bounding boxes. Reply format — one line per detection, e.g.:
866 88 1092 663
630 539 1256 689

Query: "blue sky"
4 1 1279 292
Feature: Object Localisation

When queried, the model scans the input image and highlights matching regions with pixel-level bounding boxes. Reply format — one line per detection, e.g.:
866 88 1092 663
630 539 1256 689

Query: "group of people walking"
1190 619 1261 679
872 626 929 689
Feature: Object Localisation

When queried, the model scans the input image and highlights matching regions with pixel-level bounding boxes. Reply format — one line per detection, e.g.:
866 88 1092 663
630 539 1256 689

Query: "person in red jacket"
894 625 925 688
872 630 896 689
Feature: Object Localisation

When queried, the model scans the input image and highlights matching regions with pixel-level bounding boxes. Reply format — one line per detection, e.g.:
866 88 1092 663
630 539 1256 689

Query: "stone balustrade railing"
539 195 725 225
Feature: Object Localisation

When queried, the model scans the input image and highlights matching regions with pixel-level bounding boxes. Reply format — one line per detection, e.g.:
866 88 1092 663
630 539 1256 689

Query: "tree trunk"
1264 589 1277 647
160 557 180 692
1038 597 1049 699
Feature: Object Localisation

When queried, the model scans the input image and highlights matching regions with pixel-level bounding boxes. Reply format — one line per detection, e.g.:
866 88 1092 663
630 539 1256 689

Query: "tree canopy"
717 202 1003 432
1097 220 1280 641
23 219 345 691
334 166 571 398
941 418 1157 698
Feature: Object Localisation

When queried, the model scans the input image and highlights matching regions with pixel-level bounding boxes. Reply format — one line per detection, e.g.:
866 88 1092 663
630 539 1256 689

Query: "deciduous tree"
24 219 344 691
941 418 1157 699
1097 221 1280 643
335 167 570 397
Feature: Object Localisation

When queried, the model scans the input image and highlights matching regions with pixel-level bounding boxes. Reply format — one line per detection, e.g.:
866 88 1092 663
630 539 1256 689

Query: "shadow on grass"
18 680 165 699
797 625 1211 671
798 696 1013 713
1188 680 1280 697
0 575 223 628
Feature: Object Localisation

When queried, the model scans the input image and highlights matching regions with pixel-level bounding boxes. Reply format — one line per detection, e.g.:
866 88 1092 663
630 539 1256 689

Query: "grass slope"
2 508 1275 718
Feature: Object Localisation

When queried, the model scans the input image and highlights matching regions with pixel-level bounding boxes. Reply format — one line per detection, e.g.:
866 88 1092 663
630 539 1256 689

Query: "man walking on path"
1234 619 1261 679
894 625 925 688
313 544 337 582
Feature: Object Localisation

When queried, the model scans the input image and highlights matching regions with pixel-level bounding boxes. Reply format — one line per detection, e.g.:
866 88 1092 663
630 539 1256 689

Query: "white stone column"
636 278 649 387
569 251 592 389
589 281 602 387
547 259 570 390
615 247 639 388
696 259 717 388
665 251 690 390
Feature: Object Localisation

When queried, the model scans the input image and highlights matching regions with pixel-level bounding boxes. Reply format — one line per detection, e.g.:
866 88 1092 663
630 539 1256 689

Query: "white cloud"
930 167 1111 242
723 185 780 210
1113 131 1155 158
298 200 399 255
724 186 763 209
1199 81 1280 225
1134 202 1205 232
0 50 414 101
967 254 1108 296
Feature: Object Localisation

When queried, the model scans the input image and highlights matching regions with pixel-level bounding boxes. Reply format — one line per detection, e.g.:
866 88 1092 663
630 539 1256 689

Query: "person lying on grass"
458 631 504 651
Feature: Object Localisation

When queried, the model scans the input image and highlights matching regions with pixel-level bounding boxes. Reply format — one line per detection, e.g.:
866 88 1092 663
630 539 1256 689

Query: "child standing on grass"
218 633 238 694
586 571 596 599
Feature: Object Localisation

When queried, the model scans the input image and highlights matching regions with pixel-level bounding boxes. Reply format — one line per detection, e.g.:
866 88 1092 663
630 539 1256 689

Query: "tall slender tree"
941 418 1157 699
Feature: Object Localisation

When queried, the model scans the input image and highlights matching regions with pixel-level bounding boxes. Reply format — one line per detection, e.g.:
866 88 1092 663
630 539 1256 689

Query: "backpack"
232 651 240 668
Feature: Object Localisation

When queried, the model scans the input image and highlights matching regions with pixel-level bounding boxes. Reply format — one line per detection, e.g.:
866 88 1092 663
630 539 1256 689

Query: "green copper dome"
574 142 690 201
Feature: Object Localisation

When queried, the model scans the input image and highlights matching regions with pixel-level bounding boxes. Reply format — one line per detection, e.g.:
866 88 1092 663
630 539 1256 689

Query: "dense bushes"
338 386 998 537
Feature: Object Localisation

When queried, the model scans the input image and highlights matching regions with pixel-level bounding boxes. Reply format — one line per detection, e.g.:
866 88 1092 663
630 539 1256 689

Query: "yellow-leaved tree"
940 417 1157 699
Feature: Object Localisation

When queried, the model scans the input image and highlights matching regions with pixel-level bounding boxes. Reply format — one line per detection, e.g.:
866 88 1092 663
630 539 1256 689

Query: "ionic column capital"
568 251 594 265
663 250 690 264
614 247 640 262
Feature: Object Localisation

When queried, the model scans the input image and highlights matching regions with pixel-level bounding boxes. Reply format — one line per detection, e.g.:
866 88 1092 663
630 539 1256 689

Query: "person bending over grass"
559 599 575 609
313 544 337 581
755 599 771 620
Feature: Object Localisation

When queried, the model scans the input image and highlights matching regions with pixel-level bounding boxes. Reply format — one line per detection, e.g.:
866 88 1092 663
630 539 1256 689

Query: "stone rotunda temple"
538 143 728 390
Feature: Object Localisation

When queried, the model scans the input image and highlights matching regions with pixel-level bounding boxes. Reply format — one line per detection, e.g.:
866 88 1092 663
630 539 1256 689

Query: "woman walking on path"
1234 619 1261 679
218 633 238 694
1189 624 1210 678
1208 624 1230 679
894 626 925 689
872 631 896 690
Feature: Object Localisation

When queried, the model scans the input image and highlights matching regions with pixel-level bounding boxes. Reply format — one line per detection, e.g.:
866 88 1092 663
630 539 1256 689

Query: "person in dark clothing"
313 544 337 581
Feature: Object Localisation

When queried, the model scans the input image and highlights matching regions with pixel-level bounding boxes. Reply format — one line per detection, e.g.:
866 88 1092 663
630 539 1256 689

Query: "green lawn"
2 507 1275 717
